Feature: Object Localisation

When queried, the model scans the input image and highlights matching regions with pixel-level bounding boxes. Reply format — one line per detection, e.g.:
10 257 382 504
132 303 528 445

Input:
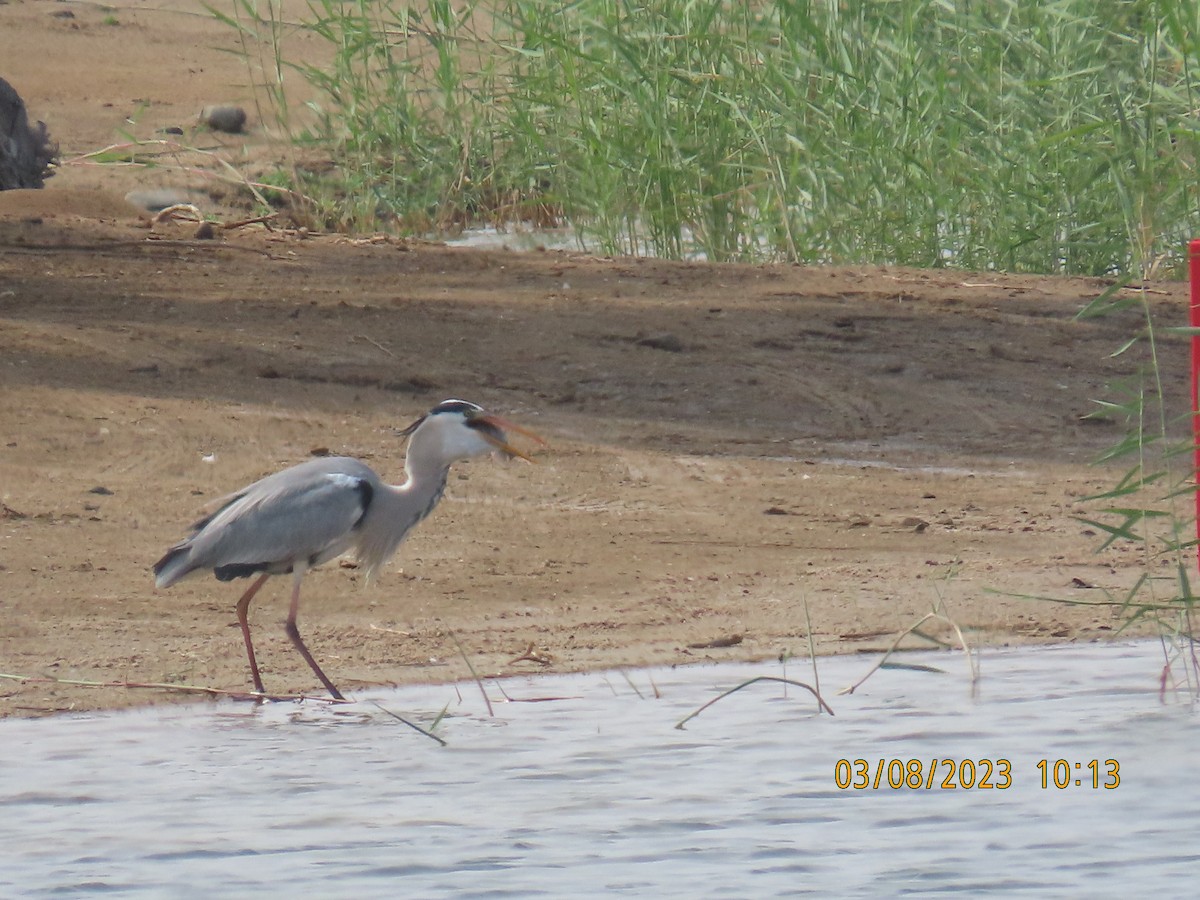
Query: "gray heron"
153 399 544 700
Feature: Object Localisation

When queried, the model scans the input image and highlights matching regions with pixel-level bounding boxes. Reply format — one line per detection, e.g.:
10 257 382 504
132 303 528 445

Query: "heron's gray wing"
179 459 377 574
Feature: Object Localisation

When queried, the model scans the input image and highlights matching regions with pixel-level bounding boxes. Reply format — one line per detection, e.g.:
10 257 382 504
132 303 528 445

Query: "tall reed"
1069 281 1199 687
222 0 1200 272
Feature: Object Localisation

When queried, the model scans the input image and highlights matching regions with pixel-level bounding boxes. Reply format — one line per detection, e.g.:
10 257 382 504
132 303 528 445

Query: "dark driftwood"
0 77 56 190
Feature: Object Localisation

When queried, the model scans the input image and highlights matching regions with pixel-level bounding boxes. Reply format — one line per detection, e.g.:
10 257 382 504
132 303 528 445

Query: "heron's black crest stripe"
352 478 374 530
401 400 483 436
214 562 270 581
429 399 482 416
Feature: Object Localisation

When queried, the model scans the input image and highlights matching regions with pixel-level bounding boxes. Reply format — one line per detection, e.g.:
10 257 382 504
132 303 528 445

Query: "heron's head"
401 399 545 465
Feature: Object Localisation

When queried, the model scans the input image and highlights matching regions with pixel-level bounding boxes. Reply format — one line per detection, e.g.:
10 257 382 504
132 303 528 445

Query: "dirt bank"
0 1 1188 716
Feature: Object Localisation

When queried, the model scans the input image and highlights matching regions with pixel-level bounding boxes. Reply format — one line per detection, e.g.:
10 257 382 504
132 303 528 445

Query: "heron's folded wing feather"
183 468 373 570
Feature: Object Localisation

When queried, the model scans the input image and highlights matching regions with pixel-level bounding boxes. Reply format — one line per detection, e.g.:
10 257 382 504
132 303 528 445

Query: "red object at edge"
1190 240 1200 573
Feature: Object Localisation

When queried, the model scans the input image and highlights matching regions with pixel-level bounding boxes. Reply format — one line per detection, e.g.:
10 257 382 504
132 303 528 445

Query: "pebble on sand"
200 105 248 134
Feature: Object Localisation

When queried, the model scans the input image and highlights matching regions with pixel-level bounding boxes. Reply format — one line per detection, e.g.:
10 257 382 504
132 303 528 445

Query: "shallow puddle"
2 641 1197 896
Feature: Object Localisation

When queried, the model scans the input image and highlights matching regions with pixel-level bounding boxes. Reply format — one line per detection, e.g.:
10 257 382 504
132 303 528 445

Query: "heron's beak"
475 414 548 463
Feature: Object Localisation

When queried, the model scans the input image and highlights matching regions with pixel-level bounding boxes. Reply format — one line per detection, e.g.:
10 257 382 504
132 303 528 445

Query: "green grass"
1068 282 1199 681
217 0 1200 274
984 278 1200 685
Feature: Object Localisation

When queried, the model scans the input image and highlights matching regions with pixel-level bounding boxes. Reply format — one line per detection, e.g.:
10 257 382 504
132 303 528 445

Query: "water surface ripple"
2 641 1196 897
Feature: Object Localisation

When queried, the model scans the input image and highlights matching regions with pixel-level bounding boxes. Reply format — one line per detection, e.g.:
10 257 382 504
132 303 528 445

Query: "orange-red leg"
234 573 270 694
284 570 345 700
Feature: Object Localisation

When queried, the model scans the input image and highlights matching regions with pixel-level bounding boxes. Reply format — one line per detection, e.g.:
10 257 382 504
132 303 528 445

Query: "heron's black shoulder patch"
352 478 374 530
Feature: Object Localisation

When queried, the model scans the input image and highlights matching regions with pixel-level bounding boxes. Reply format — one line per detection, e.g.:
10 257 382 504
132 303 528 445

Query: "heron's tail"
153 543 194 589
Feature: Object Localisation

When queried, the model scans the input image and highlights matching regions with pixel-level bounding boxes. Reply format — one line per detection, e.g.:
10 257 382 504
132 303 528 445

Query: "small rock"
636 333 684 352
200 105 247 134
88 486 113 496
687 634 743 650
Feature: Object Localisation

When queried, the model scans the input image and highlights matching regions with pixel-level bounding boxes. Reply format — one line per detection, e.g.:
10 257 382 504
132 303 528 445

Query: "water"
445 225 580 254
2 641 1197 898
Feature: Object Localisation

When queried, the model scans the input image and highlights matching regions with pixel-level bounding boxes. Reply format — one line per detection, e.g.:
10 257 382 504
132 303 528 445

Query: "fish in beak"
470 413 548 463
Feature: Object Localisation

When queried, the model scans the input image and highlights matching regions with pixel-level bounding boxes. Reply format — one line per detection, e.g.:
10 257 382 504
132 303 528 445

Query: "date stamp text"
833 758 1120 790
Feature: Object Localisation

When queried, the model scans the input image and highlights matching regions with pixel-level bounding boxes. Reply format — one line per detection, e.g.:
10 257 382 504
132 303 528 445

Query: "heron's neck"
396 458 451 527
356 460 451 584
